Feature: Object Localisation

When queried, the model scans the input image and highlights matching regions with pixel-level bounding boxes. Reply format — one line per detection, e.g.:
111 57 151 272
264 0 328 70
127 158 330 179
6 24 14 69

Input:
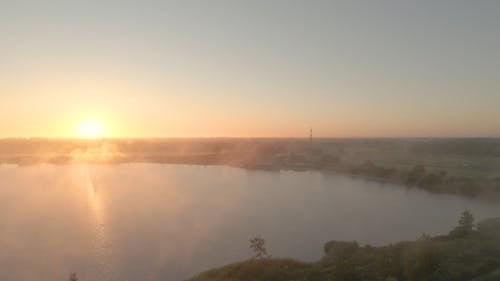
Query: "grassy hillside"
188 214 500 281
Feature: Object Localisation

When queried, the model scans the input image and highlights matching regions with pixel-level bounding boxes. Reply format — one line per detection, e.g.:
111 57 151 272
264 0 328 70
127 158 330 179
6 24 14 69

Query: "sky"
1 0 499 138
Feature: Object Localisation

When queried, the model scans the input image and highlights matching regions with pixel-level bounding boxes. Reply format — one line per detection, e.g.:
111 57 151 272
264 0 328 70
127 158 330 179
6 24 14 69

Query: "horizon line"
1 136 499 141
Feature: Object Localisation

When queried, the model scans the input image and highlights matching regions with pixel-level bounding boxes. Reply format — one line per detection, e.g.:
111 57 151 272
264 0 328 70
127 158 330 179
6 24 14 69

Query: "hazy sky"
1 0 499 138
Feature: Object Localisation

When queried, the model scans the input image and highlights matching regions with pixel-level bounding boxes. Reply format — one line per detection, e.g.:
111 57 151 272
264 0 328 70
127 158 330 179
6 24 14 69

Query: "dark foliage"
189 213 500 281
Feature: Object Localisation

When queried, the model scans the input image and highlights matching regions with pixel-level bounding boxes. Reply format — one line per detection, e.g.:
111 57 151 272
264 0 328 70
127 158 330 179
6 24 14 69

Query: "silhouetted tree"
69 272 78 281
450 210 475 237
250 235 269 258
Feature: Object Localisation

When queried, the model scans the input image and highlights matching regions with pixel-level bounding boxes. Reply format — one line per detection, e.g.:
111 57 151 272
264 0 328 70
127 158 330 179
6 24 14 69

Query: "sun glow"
77 119 105 138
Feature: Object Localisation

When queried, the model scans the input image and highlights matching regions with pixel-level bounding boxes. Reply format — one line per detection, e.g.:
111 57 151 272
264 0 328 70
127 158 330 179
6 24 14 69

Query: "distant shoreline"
1 138 499 200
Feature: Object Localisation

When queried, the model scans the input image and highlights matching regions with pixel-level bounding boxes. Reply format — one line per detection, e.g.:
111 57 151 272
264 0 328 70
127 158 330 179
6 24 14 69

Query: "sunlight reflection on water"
81 166 113 281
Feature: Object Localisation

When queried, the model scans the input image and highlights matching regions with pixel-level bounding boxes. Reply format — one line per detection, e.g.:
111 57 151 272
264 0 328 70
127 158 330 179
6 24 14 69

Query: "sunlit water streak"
80 166 114 281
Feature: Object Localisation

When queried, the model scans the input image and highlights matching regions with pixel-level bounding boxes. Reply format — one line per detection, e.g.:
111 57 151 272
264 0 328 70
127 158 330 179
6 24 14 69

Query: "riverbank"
188 216 500 281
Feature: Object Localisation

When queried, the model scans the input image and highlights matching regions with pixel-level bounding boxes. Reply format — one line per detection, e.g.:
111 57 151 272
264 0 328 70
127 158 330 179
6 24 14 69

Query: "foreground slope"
188 217 500 281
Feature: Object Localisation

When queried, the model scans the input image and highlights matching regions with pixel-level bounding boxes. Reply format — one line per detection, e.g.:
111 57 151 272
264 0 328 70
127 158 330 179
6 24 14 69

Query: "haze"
1 0 500 138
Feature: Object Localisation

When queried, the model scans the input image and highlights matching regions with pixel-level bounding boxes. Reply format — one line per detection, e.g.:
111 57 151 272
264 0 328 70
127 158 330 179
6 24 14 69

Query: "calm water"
0 163 499 281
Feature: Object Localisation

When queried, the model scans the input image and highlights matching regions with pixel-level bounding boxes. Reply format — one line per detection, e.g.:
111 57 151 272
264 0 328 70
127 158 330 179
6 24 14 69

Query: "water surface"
0 164 499 281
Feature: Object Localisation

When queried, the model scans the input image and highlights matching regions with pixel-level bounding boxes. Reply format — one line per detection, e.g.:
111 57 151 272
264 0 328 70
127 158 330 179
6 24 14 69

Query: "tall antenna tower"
309 127 312 145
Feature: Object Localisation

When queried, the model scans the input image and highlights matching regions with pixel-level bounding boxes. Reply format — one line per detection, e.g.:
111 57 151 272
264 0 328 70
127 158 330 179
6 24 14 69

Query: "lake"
0 163 499 281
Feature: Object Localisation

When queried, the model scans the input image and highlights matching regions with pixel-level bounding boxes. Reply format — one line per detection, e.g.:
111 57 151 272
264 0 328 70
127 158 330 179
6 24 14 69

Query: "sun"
77 119 105 138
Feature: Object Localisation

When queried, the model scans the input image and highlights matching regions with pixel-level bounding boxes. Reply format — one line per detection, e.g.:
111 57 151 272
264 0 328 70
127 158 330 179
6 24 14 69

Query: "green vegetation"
250 235 271 259
449 210 475 237
477 275 500 281
188 213 500 281
347 160 497 198
187 259 321 281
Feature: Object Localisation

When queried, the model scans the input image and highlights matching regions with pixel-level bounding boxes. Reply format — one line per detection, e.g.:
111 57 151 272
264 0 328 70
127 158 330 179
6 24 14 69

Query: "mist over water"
0 164 499 281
